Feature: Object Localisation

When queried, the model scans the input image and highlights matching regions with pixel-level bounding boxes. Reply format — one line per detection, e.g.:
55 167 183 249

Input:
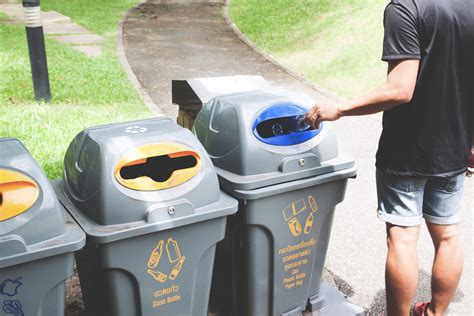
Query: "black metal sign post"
22 0 51 102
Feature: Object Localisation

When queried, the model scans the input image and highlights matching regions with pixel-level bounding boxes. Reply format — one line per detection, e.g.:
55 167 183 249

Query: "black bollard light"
22 0 51 102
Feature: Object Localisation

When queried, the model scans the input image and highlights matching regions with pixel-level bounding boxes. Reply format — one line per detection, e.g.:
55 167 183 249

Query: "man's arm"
306 59 420 129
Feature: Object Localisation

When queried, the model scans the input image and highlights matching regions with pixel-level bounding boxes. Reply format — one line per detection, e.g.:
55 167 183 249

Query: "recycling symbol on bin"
282 195 318 237
125 125 147 134
147 238 186 283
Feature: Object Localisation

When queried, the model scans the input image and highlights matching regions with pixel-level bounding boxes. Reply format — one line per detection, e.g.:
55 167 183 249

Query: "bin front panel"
76 217 226 316
0 253 74 316
231 179 348 316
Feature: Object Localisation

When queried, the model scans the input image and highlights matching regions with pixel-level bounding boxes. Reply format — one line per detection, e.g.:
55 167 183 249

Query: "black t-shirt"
377 0 473 177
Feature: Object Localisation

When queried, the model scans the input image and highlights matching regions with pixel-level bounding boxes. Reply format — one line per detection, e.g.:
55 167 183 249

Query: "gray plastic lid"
193 90 355 191
58 118 238 243
55 180 237 244
0 138 85 268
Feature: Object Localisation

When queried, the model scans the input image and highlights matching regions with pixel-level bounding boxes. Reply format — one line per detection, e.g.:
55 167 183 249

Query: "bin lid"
172 75 272 108
59 117 238 237
55 180 237 244
252 102 322 146
193 90 355 191
0 138 85 268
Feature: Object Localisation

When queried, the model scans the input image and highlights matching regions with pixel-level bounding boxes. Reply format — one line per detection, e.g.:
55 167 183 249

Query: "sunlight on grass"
0 103 151 178
230 0 388 98
0 18 142 105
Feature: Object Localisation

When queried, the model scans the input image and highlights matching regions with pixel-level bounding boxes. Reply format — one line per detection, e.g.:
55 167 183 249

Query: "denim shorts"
376 169 465 226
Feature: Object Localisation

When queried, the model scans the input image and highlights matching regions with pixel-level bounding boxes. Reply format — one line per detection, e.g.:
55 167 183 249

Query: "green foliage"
0 18 142 105
0 0 152 178
0 103 150 178
230 0 388 98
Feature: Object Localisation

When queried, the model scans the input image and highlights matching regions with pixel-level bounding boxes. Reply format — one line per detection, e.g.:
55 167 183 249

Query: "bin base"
309 283 364 316
281 306 303 316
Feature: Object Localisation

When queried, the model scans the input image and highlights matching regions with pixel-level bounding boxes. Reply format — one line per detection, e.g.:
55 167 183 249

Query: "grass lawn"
229 0 388 98
0 1 152 179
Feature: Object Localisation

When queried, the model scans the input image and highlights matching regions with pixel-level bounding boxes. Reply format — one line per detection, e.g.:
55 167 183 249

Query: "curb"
222 1 343 103
116 1 165 116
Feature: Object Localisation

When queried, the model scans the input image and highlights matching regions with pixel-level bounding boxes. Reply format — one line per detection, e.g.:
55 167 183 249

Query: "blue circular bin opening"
252 103 322 146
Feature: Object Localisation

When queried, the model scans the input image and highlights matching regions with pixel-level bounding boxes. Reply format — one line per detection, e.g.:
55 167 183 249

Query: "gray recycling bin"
54 117 238 316
193 90 364 316
0 138 85 316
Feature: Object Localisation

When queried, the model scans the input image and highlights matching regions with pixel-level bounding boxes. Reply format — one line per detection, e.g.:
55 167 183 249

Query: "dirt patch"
65 270 86 316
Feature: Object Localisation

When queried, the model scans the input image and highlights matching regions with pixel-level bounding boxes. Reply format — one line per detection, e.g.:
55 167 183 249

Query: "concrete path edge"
116 1 164 116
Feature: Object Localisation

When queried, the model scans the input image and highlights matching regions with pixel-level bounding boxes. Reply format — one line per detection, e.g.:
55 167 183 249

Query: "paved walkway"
122 1 474 315
0 3 102 57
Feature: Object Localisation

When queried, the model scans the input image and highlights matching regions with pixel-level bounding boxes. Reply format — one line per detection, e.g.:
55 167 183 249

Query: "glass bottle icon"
147 270 168 283
169 256 186 280
147 240 164 269
304 213 314 234
308 195 318 213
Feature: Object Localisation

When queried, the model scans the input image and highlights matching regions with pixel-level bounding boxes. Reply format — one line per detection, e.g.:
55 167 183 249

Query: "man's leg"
426 223 463 316
376 170 425 315
422 173 465 315
385 223 421 316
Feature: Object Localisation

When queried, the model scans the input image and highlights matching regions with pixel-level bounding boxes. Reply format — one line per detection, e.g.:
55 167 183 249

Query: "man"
305 1 473 315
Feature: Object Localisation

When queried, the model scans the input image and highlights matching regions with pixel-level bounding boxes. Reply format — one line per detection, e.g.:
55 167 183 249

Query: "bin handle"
0 169 39 221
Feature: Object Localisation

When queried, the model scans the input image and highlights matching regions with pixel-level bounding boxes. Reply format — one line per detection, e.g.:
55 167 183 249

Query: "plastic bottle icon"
288 218 302 237
169 256 186 280
147 240 163 269
304 213 314 234
308 195 318 213
166 238 181 263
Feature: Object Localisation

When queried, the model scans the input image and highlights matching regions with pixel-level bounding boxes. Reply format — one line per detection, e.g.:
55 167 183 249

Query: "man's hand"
305 103 342 129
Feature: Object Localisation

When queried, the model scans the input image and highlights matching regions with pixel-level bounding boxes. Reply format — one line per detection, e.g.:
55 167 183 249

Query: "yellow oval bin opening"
115 143 202 191
0 169 39 221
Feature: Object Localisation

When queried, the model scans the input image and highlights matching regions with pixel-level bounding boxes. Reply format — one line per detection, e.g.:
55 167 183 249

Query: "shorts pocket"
431 174 465 193
384 174 425 193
